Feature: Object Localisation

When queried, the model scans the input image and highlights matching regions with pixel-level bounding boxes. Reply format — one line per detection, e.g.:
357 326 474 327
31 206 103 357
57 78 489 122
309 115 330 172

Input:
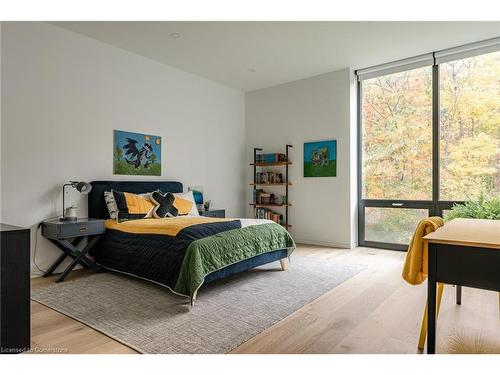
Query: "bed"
88 181 295 305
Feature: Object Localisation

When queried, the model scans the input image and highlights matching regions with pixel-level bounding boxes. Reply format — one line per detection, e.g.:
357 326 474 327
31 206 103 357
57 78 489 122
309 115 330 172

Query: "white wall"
245 69 357 248
1 22 245 274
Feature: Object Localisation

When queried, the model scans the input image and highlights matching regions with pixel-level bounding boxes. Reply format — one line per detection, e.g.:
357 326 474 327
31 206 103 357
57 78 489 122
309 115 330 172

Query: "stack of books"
256 171 284 184
255 153 287 164
255 208 283 224
253 189 263 205
253 189 287 205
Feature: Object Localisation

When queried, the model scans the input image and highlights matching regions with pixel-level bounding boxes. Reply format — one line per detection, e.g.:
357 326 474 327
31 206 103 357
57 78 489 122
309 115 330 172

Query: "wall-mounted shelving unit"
250 145 292 229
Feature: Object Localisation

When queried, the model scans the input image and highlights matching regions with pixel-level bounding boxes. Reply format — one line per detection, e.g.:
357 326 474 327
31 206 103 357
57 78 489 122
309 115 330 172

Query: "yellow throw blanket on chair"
402 217 444 285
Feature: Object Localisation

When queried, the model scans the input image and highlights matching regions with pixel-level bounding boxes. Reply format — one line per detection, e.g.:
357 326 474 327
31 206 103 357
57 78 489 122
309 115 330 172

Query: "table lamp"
61 181 92 221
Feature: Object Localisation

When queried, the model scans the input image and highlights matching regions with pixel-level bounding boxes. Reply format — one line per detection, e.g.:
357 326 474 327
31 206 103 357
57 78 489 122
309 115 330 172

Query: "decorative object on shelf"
251 145 292 229
203 200 211 211
113 129 161 176
304 140 336 177
61 181 92 221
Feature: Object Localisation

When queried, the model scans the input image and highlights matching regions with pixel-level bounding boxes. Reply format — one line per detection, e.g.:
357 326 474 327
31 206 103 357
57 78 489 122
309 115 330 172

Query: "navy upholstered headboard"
88 181 183 219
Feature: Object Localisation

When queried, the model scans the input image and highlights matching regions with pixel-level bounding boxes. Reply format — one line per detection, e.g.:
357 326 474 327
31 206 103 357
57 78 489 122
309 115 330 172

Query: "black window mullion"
431 60 440 216
357 80 364 248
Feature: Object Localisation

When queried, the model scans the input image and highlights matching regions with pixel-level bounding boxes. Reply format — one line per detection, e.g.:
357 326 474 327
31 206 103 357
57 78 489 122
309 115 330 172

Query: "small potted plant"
203 200 211 211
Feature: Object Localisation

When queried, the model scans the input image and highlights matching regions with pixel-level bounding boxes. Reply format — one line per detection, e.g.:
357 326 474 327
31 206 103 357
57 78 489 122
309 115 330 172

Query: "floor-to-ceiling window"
358 40 499 250
439 51 500 201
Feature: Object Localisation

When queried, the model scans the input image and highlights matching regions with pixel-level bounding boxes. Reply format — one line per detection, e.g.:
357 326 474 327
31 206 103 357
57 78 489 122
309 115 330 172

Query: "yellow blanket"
105 217 235 236
402 217 444 285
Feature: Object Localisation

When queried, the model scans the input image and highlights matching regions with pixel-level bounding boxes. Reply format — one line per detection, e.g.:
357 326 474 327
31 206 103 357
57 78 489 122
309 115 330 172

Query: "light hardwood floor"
30 245 500 354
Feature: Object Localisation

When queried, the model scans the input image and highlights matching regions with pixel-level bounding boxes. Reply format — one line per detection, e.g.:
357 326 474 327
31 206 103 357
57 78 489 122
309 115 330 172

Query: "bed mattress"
93 216 295 303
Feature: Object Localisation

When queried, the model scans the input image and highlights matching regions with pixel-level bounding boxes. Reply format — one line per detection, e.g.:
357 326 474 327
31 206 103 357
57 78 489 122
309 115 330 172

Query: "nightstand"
198 209 226 218
41 218 105 282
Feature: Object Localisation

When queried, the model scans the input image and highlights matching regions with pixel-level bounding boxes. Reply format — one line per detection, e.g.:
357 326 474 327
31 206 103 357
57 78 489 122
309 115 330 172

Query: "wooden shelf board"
249 183 292 186
249 162 292 166
250 203 292 207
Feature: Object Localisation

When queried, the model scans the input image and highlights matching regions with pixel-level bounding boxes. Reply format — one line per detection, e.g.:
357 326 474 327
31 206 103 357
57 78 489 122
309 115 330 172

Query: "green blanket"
175 223 295 301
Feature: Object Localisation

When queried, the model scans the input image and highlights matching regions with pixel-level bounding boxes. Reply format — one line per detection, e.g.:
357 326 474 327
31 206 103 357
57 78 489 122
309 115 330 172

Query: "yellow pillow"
113 191 155 222
173 196 194 215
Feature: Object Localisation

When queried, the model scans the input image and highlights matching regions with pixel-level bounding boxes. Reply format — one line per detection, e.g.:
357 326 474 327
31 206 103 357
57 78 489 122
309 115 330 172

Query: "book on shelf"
255 153 287 164
253 190 286 205
256 171 284 184
255 207 284 225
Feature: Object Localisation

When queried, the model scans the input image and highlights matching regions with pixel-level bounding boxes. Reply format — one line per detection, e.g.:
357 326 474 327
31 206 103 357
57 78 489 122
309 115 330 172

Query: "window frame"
357 60 464 251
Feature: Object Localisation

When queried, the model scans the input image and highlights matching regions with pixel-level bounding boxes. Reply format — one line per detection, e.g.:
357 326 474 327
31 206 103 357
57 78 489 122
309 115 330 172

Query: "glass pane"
361 67 432 200
364 207 429 245
439 51 500 201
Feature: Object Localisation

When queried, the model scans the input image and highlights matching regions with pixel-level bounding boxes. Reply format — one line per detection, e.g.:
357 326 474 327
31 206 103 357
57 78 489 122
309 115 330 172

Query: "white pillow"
173 191 199 216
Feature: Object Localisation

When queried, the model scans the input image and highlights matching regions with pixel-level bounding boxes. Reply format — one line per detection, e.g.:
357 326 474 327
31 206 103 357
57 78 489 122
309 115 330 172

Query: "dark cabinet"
0 223 30 354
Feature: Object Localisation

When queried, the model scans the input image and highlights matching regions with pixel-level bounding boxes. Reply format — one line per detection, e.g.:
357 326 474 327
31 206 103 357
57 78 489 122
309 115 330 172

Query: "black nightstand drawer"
42 218 105 240
199 209 225 218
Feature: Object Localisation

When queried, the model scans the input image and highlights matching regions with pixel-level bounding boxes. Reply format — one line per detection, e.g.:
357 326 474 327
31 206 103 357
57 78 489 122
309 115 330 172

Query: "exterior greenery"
362 51 499 201
365 207 427 245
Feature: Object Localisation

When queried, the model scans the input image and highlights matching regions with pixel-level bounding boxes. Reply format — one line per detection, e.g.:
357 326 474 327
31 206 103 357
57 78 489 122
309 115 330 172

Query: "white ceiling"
52 22 500 92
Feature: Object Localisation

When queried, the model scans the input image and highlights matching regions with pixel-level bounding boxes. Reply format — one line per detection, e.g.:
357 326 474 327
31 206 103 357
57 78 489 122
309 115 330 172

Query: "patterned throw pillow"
150 191 179 218
112 190 155 222
104 191 119 220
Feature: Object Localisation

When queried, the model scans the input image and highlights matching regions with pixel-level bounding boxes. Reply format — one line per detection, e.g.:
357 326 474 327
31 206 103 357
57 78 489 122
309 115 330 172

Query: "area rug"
444 332 500 354
32 256 365 354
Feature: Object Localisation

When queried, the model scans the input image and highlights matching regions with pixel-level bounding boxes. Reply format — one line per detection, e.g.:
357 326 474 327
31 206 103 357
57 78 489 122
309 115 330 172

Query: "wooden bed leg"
280 259 287 271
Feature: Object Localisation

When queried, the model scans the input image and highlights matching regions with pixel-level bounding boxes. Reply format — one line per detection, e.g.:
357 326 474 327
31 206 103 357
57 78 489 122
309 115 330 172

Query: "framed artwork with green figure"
304 140 336 177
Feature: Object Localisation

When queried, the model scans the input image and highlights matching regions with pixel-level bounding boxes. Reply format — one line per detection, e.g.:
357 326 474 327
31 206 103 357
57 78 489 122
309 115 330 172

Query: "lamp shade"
73 181 92 194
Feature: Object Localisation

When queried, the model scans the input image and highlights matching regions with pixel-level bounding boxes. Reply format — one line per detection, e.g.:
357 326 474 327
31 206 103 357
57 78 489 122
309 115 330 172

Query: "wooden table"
423 218 500 354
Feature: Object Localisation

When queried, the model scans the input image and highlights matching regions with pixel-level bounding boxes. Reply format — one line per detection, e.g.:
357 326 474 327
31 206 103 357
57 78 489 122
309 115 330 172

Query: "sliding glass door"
358 45 499 250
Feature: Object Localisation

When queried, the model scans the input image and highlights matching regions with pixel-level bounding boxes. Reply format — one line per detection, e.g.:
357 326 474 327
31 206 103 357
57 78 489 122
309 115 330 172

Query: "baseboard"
295 238 354 249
